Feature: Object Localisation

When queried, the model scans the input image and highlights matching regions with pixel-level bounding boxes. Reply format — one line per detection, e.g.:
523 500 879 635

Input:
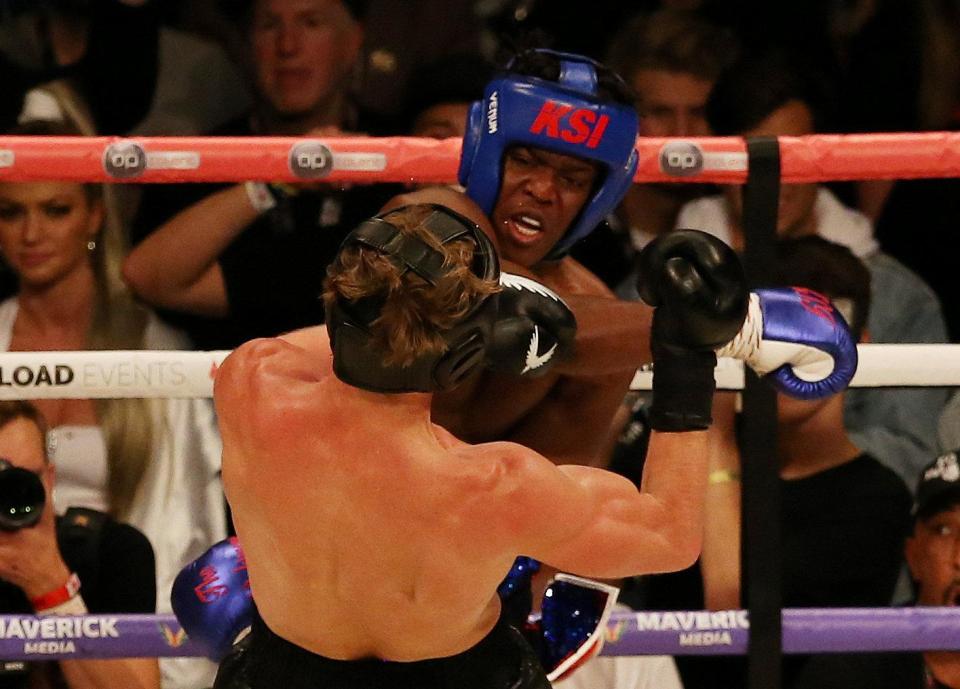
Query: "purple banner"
0 614 201 660
600 607 960 656
2 608 960 660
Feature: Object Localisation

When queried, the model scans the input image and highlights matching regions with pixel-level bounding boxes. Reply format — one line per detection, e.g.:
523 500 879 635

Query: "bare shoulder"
380 186 474 215
378 187 501 252
536 257 616 298
214 333 328 401
459 439 568 494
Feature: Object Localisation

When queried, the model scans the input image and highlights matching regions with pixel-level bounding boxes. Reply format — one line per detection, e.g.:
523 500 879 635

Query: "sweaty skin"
215 327 708 663
381 187 649 467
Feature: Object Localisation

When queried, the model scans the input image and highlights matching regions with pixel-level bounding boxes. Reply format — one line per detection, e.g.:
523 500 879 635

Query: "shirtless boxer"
402 49 647 466
172 199 766 688
393 49 857 467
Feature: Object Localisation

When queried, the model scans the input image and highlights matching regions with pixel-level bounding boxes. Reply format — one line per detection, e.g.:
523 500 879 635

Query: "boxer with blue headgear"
458 49 639 265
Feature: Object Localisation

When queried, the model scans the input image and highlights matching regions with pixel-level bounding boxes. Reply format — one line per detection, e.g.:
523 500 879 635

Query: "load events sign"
0 351 230 399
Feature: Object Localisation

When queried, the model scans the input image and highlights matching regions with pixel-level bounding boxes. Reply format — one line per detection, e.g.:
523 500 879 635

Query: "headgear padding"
326 205 500 393
458 49 639 259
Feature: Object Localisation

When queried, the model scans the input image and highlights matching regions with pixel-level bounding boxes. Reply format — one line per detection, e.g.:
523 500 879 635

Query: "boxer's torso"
433 256 629 461
215 336 529 662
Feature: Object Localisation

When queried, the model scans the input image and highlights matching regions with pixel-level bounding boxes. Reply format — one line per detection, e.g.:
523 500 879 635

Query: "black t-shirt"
0 508 156 688
131 116 400 350
791 650 934 689
636 454 913 689
0 1 159 135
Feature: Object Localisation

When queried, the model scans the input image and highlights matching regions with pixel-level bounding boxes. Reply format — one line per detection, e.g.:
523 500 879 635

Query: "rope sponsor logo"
0 616 119 656
604 618 628 643
0 365 73 387
103 141 200 179
529 101 610 149
0 150 13 168
289 141 333 179
158 623 188 648
80 361 187 389
103 142 147 178
659 142 704 176
658 142 748 177
632 610 748 647
0 361 190 390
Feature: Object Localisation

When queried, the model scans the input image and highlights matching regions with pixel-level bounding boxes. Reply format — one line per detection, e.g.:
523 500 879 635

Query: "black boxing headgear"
326 205 500 393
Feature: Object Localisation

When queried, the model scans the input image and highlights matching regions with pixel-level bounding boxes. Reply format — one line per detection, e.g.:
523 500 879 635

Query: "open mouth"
505 213 545 245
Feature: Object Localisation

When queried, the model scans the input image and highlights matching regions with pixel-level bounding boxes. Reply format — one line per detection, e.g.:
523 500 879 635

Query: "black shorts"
214 610 552 689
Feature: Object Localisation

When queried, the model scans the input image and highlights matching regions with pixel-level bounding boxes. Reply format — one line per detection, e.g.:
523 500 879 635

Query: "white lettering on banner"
82 361 188 389
679 631 733 646
24 641 76 654
633 610 749 632
0 151 13 168
0 617 119 640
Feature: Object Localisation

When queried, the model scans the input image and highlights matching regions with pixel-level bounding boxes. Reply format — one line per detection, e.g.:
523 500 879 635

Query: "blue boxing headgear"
458 49 639 260
326 205 500 394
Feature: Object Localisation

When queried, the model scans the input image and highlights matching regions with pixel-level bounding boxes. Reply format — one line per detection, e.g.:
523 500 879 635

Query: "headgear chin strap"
326 205 500 393
458 49 640 260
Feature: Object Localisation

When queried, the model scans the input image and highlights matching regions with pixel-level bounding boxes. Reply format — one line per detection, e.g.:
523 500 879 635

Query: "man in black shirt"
635 237 914 689
789 449 960 689
0 401 157 689
123 0 397 350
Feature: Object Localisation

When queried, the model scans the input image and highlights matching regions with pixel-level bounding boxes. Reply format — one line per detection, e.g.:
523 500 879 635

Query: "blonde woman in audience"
0 108 225 689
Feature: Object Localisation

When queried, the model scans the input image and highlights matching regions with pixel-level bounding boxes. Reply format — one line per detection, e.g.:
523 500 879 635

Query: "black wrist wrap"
648 347 717 432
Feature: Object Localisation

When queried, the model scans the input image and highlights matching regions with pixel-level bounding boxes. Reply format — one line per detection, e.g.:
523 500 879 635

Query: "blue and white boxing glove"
716 287 858 399
535 574 620 682
171 537 253 662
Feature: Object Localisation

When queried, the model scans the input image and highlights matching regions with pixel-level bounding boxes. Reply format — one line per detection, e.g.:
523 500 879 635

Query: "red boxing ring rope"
2 133 960 184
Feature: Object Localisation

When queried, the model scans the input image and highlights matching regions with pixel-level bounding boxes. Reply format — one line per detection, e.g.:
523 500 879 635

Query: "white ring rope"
0 350 228 399
632 343 960 394
0 344 952 399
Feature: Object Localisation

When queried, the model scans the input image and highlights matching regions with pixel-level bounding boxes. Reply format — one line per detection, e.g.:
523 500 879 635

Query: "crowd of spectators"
1 0 960 687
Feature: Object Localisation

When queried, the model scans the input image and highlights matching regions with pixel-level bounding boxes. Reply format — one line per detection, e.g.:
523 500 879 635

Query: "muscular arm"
502 371 634 466
122 184 260 317
699 393 743 610
557 293 653 376
514 429 709 579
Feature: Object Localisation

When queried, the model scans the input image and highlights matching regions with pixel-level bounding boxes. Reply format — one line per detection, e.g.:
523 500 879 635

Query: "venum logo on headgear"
103 142 147 179
529 101 609 149
289 141 334 180
659 142 704 177
487 91 499 134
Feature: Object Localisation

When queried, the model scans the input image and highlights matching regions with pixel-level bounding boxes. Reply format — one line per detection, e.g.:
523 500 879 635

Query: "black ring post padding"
741 136 782 689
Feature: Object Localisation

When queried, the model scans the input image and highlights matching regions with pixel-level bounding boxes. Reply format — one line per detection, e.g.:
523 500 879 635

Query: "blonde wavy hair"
15 81 157 520
323 205 500 367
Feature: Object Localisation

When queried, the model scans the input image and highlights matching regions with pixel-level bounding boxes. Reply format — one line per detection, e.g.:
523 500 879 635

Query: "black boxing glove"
637 230 749 431
486 273 577 377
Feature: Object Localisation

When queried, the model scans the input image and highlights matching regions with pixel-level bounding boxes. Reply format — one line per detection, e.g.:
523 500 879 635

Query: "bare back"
215 332 572 661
